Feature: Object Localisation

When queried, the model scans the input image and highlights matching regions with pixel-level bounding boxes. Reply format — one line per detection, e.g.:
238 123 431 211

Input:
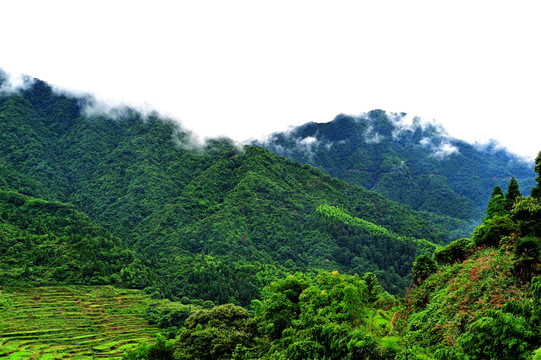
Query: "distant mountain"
254 110 535 225
0 75 455 300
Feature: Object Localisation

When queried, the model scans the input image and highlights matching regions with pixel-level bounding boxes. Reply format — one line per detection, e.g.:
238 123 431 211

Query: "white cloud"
0 71 35 94
1 1 539 160
299 136 318 146
363 125 384 144
432 143 459 158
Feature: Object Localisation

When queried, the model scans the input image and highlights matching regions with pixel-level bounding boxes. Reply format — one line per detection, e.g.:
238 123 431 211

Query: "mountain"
0 74 452 300
2 70 541 359
254 110 535 227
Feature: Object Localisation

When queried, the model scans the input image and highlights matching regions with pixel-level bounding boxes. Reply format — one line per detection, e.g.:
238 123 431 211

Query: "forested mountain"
0 74 451 300
254 110 535 227
2 71 540 359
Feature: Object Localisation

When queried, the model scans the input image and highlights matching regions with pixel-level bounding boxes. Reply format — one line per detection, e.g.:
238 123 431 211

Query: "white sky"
1 1 540 160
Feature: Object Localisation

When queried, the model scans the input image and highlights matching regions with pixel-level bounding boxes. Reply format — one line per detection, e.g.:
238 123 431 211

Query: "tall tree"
485 186 507 220
505 177 522 211
532 151 541 199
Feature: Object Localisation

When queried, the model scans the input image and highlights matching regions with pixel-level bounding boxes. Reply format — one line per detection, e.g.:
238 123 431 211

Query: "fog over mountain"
254 110 535 224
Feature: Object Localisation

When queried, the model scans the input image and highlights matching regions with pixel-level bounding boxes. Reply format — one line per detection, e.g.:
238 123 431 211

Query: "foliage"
484 186 508 219
411 255 437 286
255 271 401 359
471 215 518 248
458 309 537 360
505 177 522 211
433 238 472 266
532 150 541 198
511 196 541 237
2 72 541 360
173 304 260 360
0 189 146 287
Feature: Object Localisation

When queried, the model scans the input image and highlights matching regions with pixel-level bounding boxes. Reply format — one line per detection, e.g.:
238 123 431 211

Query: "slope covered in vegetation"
2 71 540 359
254 110 535 231
0 74 449 301
126 155 541 360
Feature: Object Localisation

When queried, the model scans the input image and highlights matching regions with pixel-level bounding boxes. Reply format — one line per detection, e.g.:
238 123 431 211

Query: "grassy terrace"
0 286 160 359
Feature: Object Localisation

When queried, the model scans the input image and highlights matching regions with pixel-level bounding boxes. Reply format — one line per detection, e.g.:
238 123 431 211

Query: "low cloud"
363 125 385 144
299 136 317 146
0 69 36 94
420 137 459 158
433 142 459 158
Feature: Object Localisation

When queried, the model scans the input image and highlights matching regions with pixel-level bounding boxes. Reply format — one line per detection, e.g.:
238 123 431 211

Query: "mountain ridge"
254 110 535 225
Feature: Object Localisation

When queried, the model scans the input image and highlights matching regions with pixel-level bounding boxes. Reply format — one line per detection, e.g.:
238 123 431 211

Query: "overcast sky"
2 1 540 160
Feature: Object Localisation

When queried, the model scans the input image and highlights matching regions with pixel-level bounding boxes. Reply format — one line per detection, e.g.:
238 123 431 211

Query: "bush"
433 238 472 265
511 197 541 237
472 216 518 248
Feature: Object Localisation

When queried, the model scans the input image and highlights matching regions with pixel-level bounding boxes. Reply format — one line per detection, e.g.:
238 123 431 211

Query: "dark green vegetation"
1 70 540 358
126 155 541 359
254 110 535 233
0 75 450 299
0 190 143 287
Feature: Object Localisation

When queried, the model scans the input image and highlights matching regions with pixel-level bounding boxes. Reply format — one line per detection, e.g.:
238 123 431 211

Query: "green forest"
1 72 540 359
255 111 535 228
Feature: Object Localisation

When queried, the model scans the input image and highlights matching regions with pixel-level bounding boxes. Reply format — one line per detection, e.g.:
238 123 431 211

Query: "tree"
433 238 472 265
484 186 507 220
259 273 310 339
173 304 259 360
458 310 536 360
514 236 541 282
511 197 541 237
532 151 541 199
505 177 522 211
472 215 518 248
411 255 437 285
363 272 381 303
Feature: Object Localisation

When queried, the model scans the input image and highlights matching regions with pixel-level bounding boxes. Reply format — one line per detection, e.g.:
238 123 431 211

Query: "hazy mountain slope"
254 110 535 225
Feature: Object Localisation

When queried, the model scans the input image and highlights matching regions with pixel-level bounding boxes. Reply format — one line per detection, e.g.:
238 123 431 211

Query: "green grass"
0 285 160 359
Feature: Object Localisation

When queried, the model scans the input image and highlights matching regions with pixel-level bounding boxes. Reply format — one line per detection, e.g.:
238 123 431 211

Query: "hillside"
1 70 541 359
254 110 535 229
0 285 174 359
0 189 149 288
0 75 452 299
125 155 541 360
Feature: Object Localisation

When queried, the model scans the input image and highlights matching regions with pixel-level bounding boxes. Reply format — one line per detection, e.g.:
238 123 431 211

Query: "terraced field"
0 286 160 359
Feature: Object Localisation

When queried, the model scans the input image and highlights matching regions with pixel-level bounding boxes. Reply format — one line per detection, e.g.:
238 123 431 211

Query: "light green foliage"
511 196 541 236
0 286 159 359
260 273 311 339
484 186 508 220
255 271 400 359
458 310 536 360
